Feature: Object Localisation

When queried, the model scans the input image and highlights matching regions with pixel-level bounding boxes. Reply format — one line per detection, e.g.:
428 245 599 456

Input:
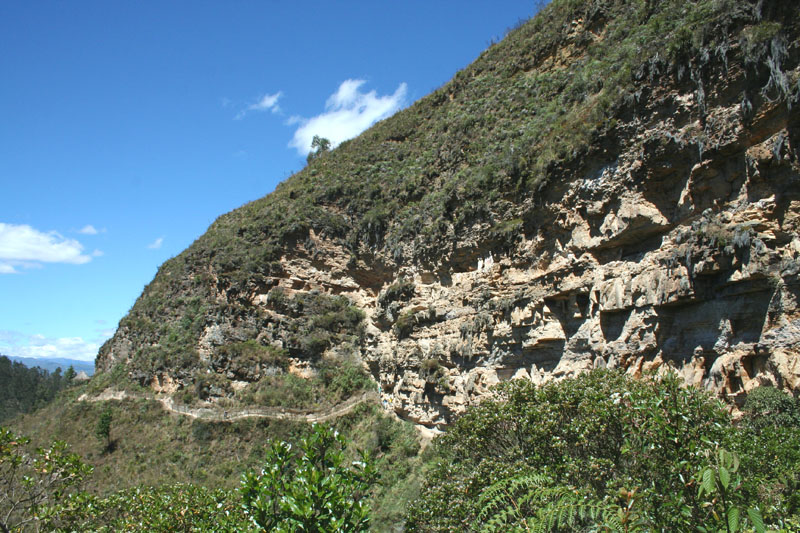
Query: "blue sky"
0 1 537 362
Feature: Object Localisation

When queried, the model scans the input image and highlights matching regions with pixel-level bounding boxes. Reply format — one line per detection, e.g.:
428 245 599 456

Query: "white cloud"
0 223 94 273
236 91 282 119
147 237 164 249
79 224 98 235
0 330 102 362
289 79 407 156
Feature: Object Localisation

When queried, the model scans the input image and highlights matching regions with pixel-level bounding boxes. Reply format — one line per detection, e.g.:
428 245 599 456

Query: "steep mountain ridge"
98 0 800 428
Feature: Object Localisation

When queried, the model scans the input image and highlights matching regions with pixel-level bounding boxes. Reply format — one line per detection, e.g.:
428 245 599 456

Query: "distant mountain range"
4 355 94 376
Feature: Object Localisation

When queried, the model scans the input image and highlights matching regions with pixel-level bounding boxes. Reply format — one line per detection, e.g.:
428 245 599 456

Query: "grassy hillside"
12 382 424 530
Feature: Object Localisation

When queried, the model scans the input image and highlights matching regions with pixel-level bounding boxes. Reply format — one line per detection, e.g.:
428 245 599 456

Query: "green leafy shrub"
192 371 232 402
378 278 416 309
407 371 800 531
742 386 800 432
240 424 377 532
733 387 800 523
251 372 314 407
247 359 373 409
394 311 416 339
0 427 92 533
319 360 375 399
696 448 765 533
217 340 289 373
54 483 249 532
405 370 738 531
269 290 365 358
419 358 440 375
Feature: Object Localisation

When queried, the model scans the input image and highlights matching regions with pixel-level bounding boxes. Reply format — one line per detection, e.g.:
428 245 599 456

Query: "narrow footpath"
78 389 378 423
79 388 441 446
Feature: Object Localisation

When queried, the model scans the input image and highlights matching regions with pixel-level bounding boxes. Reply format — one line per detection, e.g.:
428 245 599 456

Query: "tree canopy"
0 356 72 424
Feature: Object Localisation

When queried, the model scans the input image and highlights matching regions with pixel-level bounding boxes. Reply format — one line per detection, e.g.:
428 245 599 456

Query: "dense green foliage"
231 359 375 410
405 370 800 531
695 448 765 533
241 424 376 531
741 385 800 432
52 483 248 532
0 355 74 423
267 288 366 359
0 427 92 533
2 424 250 532
10 375 799 531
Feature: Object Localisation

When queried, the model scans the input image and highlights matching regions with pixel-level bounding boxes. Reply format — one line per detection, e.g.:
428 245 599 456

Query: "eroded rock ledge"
201 105 799 429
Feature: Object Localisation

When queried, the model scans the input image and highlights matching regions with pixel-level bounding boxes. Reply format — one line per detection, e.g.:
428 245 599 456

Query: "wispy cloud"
0 223 94 273
78 224 98 235
147 237 164 250
236 91 282 119
0 330 102 362
288 79 407 156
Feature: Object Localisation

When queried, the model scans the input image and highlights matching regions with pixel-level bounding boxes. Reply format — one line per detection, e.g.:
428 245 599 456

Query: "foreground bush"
405 370 800 531
0 427 91 533
51 483 248 532
3 422 379 532
241 423 377 532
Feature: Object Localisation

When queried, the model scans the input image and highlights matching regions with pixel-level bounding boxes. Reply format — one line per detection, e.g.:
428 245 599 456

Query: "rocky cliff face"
98 0 800 429
370 112 800 428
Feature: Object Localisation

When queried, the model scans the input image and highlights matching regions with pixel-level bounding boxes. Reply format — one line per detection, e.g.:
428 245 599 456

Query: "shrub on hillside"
0 427 92 533
742 386 800 432
240 424 377 532
405 370 799 531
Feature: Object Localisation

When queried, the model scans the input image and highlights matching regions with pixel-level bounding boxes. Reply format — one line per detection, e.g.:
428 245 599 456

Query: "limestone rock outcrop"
97 0 800 429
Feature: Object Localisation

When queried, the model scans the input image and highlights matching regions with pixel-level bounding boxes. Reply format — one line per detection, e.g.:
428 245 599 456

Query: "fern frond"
528 489 636 533
476 472 553 531
476 472 650 533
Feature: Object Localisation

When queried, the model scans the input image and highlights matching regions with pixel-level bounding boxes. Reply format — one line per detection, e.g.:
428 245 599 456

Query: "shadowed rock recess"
98 0 800 429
